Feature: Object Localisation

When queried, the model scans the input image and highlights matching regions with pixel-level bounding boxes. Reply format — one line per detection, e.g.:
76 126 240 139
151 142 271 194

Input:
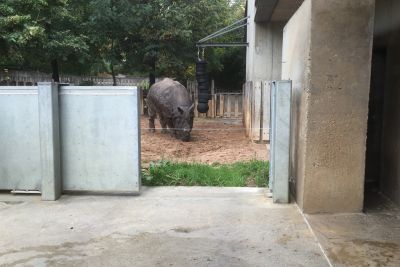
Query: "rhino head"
173 104 195 142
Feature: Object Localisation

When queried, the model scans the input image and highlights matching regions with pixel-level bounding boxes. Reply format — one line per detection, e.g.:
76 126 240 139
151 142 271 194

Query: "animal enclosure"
243 81 270 142
187 81 243 119
0 70 150 86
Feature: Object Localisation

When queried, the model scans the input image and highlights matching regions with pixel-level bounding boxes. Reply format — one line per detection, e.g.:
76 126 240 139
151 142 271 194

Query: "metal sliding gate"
0 83 141 200
0 87 41 191
269 81 292 203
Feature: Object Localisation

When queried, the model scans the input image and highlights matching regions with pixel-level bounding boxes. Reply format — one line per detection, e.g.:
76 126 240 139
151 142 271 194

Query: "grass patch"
142 160 269 187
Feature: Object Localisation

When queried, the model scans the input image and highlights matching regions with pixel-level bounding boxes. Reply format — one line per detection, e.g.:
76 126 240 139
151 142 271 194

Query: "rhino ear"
177 106 184 114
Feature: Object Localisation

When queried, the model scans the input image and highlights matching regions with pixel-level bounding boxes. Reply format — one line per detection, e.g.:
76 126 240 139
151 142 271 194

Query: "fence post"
220 95 225 117
235 95 239 118
252 81 262 142
211 80 215 118
192 81 199 118
38 82 62 201
262 81 271 142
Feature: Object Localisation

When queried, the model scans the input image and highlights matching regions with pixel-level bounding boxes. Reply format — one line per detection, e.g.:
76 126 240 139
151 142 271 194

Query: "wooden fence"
187 80 243 119
243 81 270 142
0 70 151 86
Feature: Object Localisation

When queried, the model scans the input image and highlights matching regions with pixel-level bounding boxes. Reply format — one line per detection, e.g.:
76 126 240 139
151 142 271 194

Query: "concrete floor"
306 191 400 267
0 187 328 266
0 187 399 267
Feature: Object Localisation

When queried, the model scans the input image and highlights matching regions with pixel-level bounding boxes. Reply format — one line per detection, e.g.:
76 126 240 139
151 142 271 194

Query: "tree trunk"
51 59 60 83
110 37 117 86
111 63 117 86
149 59 156 86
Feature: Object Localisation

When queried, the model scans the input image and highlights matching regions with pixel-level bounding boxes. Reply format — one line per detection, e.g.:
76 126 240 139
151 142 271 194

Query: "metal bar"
11 190 41 194
198 16 249 43
196 43 248 47
198 23 248 44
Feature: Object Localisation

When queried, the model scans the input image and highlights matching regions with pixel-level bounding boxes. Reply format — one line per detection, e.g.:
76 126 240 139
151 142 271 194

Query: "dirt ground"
141 116 268 165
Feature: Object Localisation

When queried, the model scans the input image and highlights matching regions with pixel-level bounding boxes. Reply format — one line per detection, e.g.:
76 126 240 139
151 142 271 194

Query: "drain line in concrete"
296 205 334 267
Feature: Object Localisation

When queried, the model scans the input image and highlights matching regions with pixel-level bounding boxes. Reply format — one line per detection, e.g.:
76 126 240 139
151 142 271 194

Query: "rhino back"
147 79 192 115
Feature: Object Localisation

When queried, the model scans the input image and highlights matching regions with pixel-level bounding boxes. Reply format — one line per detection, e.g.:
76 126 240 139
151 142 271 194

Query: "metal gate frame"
269 80 292 203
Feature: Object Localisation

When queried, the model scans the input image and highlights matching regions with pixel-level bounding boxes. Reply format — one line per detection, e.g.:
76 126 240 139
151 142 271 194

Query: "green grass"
142 160 269 187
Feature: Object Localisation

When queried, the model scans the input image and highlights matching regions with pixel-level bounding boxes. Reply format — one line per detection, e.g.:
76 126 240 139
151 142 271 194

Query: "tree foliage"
0 0 90 79
0 0 246 88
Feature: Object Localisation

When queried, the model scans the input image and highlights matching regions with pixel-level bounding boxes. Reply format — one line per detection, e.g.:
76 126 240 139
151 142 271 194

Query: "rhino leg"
148 106 156 133
167 119 176 137
159 116 168 134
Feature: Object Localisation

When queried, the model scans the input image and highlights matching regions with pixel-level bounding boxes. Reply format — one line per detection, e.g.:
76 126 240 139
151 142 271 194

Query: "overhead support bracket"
197 16 249 47
196 42 248 48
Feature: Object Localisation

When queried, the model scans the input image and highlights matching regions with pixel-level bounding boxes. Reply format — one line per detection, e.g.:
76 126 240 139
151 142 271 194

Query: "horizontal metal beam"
196 43 248 48
198 17 249 43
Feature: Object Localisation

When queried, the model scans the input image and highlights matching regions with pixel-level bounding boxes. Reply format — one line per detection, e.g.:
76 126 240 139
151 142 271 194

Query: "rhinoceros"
146 78 194 141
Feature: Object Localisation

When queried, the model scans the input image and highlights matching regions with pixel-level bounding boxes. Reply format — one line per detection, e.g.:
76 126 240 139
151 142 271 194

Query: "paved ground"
1 188 399 267
306 191 400 267
0 187 328 267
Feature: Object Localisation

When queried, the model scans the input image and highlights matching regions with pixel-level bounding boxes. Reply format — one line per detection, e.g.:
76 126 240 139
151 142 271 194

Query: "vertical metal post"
269 82 276 191
38 82 62 200
269 81 292 203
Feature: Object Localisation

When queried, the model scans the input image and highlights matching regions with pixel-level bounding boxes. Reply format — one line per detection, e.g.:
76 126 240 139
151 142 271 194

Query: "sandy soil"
141 116 268 165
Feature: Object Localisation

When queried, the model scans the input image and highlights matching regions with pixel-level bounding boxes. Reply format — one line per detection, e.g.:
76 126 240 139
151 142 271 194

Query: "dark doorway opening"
364 47 387 209
364 48 386 195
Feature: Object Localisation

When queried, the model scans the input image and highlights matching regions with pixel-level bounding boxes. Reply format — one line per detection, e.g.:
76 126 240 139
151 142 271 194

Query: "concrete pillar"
246 0 284 82
282 0 375 213
38 82 62 200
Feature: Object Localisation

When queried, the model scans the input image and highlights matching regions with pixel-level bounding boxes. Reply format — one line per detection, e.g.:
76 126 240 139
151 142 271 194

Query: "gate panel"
0 87 41 190
59 86 140 192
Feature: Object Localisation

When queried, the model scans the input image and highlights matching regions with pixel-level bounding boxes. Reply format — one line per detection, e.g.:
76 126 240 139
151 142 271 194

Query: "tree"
0 0 90 81
0 0 46 69
131 0 246 88
87 0 142 85
1 0 246 89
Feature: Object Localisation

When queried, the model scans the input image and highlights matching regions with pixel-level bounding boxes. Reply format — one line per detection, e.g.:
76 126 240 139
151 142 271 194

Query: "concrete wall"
376 0 400 205
246 0 283 82
281 0 311 209
282 0 375 213
246 0 284 142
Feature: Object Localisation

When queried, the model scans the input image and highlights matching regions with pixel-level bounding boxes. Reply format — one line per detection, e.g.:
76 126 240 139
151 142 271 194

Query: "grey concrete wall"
246 0 283 82
281 0 311 210
282 0 375 213
376 0 400 205
246 0 284 142
246 0 256 81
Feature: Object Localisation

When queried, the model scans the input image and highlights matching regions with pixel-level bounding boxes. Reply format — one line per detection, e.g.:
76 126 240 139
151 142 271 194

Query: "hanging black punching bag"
196 60 209 113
